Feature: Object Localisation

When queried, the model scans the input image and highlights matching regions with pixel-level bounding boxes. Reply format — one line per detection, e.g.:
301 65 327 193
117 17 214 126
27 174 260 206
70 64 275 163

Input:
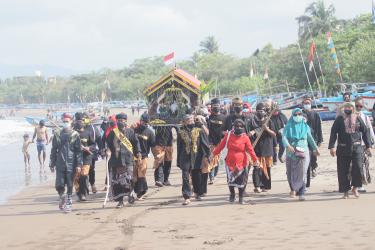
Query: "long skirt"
111 165 133 201
286 152 310 193
225 165 248 189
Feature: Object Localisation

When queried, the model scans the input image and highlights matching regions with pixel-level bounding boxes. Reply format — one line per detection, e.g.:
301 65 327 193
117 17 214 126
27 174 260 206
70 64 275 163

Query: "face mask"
83 118 90 126
62 122 71 129
234 106 242 114
117 122 126 130
75 122 84 130
293 116 304 123
303 104 311 110
212 107 220 113
344 109 352 115
234 128 244 135
195 122 203 128
257 110 266 118
186 124 195 129
139 124 147 130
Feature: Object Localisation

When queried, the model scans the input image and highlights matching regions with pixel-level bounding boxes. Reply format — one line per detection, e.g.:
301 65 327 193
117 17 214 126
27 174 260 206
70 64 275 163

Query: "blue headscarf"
283 108 310 145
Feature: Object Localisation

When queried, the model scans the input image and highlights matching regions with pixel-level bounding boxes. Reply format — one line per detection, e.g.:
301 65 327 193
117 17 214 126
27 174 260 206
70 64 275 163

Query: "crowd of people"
43 94 373 213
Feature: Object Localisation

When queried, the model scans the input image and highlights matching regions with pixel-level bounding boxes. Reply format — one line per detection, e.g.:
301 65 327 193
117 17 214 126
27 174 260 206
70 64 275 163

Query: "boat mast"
297 41 315 100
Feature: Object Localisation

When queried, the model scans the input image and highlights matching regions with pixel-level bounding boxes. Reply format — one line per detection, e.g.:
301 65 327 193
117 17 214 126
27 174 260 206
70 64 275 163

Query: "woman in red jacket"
213 119 258 204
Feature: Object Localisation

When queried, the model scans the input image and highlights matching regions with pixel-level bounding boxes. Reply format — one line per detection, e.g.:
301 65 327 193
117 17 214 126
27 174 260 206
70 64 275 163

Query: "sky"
0 0 372 75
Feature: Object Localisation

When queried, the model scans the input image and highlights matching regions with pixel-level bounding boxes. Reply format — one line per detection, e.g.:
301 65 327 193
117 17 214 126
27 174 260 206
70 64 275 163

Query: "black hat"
75 112 84 121
256 102 266 111
116 113 127 120
140 113 150 122
211 98 220 105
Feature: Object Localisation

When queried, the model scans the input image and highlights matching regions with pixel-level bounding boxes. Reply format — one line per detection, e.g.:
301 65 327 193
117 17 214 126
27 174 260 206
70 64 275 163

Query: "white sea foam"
0 119 34 146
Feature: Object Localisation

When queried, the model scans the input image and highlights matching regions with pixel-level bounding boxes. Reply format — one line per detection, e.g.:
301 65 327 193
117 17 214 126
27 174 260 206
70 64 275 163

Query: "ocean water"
0 119 52 204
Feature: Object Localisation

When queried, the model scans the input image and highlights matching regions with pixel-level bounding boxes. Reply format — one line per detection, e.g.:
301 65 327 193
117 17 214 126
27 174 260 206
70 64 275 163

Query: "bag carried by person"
294 146 305 158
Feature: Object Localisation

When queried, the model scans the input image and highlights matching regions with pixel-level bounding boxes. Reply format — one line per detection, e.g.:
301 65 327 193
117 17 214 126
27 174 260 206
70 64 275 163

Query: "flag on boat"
372 0 375 24
163 52 175 65
326 32 341 76
308 41 316 72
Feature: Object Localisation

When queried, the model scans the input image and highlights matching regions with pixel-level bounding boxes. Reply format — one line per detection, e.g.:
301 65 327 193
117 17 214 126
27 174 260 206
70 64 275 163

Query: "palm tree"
296 0 336 40
199 36 219 54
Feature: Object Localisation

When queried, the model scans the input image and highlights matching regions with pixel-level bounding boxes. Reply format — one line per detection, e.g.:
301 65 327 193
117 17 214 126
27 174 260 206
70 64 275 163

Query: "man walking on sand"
49 114 82 213
32 120 49 172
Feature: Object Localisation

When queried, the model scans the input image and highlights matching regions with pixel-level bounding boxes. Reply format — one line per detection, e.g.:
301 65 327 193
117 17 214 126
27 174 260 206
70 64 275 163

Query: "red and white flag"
308 41 316 71
163 52 175 65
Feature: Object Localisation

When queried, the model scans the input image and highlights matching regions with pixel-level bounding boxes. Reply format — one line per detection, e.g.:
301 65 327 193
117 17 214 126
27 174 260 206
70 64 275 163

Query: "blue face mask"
293 115 304 123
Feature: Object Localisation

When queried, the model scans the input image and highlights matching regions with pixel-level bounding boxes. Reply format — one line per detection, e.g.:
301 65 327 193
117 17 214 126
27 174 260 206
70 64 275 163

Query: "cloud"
0 0 370 74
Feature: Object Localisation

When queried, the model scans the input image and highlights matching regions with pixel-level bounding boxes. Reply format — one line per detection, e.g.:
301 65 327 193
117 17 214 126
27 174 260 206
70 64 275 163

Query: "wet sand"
1 111 375 250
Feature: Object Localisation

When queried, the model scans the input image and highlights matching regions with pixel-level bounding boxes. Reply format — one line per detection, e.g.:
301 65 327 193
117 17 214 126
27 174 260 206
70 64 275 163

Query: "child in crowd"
22 133 32 167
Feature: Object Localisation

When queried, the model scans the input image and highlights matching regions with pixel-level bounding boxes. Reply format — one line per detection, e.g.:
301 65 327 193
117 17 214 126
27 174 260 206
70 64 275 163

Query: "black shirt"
208 113 226 145
154 126 173 147
328 115 371 155
303 110 323 145
249 116 277 157
134 125 156 159
77 127 96 165
270 112 288 135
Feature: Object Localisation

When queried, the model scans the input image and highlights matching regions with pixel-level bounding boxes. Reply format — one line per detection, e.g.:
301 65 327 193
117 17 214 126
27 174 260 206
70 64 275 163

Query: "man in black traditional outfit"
270 104 288 164
249 102 277 193
152 126 174 187
223 97 250 132
49 113 82 213
105 113 141 208
328 102 371 199
208 98 226 184
73 112 98 202
133 113 155 200
302 97 323 186
177 114 210 205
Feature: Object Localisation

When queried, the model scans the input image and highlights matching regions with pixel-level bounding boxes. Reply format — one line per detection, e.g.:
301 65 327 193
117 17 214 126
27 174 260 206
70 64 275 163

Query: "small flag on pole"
308 41 316 71
163 52 175 65
372 0 375 24
326 32 343 81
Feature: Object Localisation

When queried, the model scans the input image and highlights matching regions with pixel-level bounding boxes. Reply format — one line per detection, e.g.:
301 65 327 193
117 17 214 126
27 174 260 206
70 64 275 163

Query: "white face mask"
62 122 71 129
303 104 311 110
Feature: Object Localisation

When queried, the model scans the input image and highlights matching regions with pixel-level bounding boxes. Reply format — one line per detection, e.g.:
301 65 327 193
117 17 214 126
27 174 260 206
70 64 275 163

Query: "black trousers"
306 150 318 188
229 186 244 197
273 134 285 163
253 167 271 190
337 153 362 193
163 161 172 182
154 164 164 182
191 169 203 196
201 173 208 194
181 169 191 199
89 159 96 186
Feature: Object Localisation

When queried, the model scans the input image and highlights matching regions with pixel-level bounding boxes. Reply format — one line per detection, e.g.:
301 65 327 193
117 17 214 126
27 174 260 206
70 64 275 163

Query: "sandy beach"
1 111 375 250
